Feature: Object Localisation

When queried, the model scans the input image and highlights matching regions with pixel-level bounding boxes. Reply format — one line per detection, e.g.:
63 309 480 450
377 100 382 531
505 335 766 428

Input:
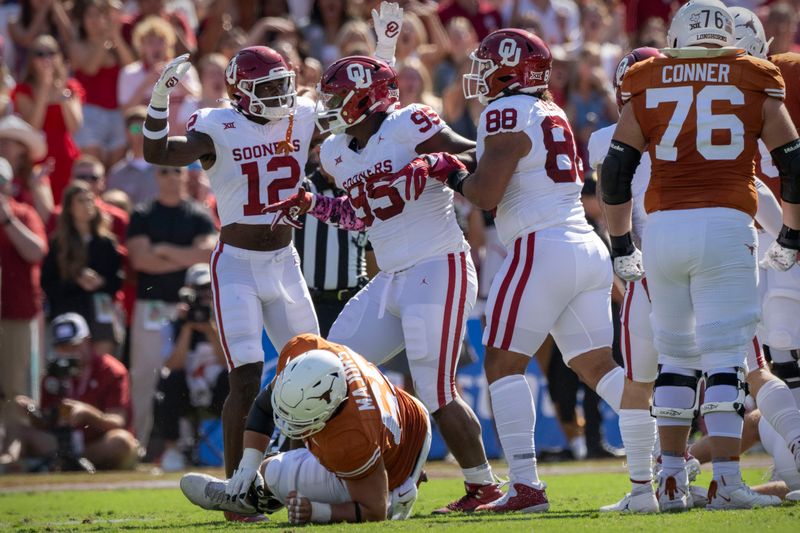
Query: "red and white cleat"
432 482 505 514
223 511 269 522
475 482 549 513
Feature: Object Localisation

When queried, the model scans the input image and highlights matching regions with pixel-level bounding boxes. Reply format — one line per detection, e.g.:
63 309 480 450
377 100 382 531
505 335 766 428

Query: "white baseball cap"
51 312 91 345
185 263 212 287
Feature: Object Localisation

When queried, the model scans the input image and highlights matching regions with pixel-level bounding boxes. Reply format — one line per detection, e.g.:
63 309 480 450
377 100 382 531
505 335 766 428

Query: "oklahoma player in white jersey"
264 56 505 513
142 47 321 521
424 28 630 513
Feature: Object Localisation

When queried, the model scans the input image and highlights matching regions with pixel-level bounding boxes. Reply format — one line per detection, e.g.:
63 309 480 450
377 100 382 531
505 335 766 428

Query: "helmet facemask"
463 50 498 105
314 89 355 134
236 69 297 120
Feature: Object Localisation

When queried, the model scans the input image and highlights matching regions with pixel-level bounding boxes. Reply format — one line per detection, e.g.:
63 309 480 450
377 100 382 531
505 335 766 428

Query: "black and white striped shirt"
294 171 368 291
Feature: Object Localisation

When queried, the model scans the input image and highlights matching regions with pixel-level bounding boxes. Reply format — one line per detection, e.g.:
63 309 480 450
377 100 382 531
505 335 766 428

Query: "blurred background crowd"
0 0 799 473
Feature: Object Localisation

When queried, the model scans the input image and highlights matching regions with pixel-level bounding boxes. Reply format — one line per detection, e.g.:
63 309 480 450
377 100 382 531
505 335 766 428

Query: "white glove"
151 53 192 108
613 247 644 282
759 240 799 272
226 447 264 499
372 2 403 65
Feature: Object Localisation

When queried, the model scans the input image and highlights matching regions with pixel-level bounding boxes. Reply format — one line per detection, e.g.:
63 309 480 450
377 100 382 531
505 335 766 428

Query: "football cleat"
432 482 505 514
600 490 659 513
224 511 269 522
474 482 549 513
707 477 782 510
791 438 800 473
656 472 690 512
180 472 259 516
689 484 709 508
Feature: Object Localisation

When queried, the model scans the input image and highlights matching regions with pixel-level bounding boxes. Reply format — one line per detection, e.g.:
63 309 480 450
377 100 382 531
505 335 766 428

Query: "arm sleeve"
308 194 367 231
245 385 275 436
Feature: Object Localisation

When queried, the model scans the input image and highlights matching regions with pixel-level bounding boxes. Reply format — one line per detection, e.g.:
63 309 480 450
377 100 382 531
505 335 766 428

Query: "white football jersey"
587 123 652 240
477 95 592 247
187 96 316 226
320 104 468 273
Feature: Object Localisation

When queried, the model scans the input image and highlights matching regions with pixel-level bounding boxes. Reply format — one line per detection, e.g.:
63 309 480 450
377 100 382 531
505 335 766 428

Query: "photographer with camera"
151 264 228 472
7 313 138 472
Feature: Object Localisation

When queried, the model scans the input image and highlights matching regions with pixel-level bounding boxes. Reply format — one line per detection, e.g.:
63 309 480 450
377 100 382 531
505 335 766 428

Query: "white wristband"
310 501 332 523
147 104 169 120
239 447 264 471
142 124 170 140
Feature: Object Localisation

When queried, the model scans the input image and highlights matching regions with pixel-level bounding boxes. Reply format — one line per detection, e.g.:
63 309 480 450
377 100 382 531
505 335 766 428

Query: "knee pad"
700 368 748 418
651 367 701 420
771 359 800 391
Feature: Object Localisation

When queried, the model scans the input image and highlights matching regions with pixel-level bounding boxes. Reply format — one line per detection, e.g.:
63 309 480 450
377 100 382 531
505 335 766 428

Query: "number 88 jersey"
477 94 591 247
620 53 785 218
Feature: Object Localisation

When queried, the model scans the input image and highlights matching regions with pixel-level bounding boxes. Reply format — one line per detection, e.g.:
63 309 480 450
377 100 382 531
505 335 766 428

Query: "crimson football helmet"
225 46 296 120
316 56 399 134
613 47 664 109
463 28 552 104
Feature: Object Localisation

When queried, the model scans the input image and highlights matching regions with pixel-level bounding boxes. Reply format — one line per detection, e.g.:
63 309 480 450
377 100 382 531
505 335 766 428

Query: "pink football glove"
421 152 467 182
263 187 315 229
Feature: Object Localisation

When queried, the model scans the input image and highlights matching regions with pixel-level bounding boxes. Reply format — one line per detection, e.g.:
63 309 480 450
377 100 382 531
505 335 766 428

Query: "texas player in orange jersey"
601 0 800 512
180 334 432 524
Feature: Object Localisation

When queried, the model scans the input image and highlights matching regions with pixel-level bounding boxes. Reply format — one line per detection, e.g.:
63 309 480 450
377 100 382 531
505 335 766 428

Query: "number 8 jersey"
187 96 317 226
477 94 592 247
620 53 785 218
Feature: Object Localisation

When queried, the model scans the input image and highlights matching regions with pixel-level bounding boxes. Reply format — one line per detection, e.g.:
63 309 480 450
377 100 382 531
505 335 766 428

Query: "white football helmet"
730 7 772 59
667 0 734 49
271 349 348 439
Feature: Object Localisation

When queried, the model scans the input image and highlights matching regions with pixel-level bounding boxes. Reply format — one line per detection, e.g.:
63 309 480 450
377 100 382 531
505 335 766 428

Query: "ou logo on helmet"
498 38 521 67
346 63 373 88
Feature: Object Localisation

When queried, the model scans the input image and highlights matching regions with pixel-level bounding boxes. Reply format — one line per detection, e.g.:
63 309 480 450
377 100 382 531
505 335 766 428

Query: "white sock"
619 409 656 489
462 462 494 485
711 460 741 484
703 368 743 439
756 377 800 447
759 416 800 491
595 366 624 412
489 374 540 486
661 454 686 477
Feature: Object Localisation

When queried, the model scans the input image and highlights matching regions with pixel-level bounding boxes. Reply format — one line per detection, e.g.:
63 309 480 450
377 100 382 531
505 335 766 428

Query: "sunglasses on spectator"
128 123 143 135
34 49 57 58
75 174 101 182
156 167 182 175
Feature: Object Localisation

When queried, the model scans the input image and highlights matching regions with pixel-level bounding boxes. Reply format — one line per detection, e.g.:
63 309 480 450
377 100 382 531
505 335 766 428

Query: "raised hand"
151 54 192 108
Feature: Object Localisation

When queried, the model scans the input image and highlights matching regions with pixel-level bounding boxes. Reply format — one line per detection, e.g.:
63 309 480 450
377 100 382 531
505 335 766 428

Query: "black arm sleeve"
600 140 642 205
771 138 800 204
245 385 275 436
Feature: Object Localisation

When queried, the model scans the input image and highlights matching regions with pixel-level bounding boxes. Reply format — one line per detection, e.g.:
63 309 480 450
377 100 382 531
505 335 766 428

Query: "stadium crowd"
1 0 799 473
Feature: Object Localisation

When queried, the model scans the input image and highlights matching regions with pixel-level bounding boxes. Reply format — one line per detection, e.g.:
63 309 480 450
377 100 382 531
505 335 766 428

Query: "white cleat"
656 472 690 512
685 456 701 483
688 484 708 508
706 477 782 510
786 490 800 502
791 439 800 473
600 490 659 513
180 472 259 516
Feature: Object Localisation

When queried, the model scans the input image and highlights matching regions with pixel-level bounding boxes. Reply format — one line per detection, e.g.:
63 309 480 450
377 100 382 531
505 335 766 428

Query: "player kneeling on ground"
180 333 432 524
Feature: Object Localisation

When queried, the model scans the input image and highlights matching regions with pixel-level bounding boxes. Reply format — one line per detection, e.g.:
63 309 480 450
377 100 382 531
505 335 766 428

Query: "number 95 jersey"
186 96 316 227
477 95 592 248
621 53 785 218
320 104 468 273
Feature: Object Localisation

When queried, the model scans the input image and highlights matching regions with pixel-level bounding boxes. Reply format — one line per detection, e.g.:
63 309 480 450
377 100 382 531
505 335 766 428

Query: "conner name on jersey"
661 63 731 84
342 160 394 190
232 139 303 161
340 351 376 412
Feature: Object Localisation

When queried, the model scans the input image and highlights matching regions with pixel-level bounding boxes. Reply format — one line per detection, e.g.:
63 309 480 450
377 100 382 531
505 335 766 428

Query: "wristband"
239 447 265 471
610 233 636 257
777 224 800 250
310 501 332 523
446 169 469 195
147 104 169 120
143 124 170 140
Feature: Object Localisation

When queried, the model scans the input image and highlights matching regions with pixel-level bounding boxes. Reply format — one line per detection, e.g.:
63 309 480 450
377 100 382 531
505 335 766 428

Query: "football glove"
263 187 315 229
372 2 403 65
151 53 192 108
226 448 263 500
760 237 800 272
421 152 468 182
610 233 644 282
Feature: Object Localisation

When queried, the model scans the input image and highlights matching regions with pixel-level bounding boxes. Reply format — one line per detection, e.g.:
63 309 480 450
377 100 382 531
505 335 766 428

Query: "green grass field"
1 463 799 532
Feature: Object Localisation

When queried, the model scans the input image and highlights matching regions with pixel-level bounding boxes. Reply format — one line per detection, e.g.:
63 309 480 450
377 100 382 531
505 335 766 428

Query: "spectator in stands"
218 26 248 60
395 9 449 75
101 188 132 215
7 0 73 75
70 0 135 168
151 264 228 472
576 2 622 78
175 54 230 135
117 16 200 131
0 156 48 433
0 59 15 116
9 313 138 471
764 1 800 55
440 18 481 138
396 57 441 113
437 0 501 41
335 19 375 57
302 0 354 67
0 113 53 221
127 164 216 453
121 0 197 56
107 106 158 207
12 34 85 206
635 15 667 49
42 182 124 356
245 16 300 49
505 0 581 46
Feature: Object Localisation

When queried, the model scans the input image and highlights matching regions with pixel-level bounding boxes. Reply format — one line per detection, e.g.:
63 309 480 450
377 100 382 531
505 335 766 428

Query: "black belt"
310 286 361 302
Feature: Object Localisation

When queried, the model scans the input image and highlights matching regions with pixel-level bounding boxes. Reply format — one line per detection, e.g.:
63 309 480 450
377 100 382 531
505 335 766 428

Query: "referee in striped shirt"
294 168 371 336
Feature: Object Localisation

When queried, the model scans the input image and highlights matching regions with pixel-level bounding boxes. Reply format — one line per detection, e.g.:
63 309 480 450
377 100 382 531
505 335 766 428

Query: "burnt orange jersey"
756 52 800 198
621 53 785 217
274 334 428 490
